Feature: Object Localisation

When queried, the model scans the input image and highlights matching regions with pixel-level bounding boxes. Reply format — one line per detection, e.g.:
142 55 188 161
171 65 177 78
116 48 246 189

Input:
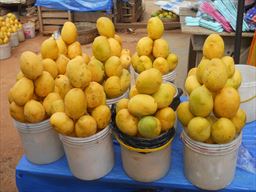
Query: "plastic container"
134 69 177 83
17 28 25 42
236 64 256 123
106 89 129 107
10 32 19 47
59 126 114 180
0 43 11 60
23 22 35 39
181 131 242 190
14 119 64 164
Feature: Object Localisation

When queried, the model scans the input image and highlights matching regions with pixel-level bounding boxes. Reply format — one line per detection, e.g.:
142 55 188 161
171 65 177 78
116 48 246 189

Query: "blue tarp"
36 0 113 12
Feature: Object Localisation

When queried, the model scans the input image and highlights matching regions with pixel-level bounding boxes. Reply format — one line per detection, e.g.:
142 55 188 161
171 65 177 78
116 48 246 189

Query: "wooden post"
37 6 43 33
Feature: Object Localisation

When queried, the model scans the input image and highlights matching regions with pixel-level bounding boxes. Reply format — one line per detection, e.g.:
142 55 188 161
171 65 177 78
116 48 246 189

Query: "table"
179 8 254 72
16 119 256 192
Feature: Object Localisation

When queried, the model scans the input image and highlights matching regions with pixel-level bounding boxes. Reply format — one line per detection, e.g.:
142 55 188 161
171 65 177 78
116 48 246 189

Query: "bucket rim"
59 125 110 144
14 119 50 127
181 131 242 154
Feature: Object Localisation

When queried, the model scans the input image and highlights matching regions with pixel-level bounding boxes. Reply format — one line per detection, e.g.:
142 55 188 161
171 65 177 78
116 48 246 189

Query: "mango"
128 94 157 117
167 53 178 71
50 112 74 135
56 54 70 75
40 37 59 60
96 17 115 38
61 21 77 44
135 55 152 73
187 67 197 76
121 49 131 56
16 71 24 81
153 57 169 74
131 52 140 69
114 34 122 45
75 115 97 137
67 41 82 59
20 51 43 80
43 92 62 116
120 69 131 93
222 56 235 78
120 54 131 69
189 86 213 117
153 39 169 58
85 82 106 108
135 68 162 94
56 37 67 55
147 17 164 40
202 58 228 92
9 101 26 122
64 88 87 120
105 56 123 77
187 117 211 142
155 107 176 132
214 87 240 118
116 98 129 113
92 36 111 62
203 34 224 59
82 53 90 64
50 99 64 115
152 83 176 109
138 116 161 138
87 59 104 83
54 75 72 99
11 77 34 106
136 37 153 56
66 56 91 89
185 75 201 95
91 105 111 129
42 58 58 79
225 69 242 89
108 38 121 57
34 71 55 97
196 58 210 84
104 76 122 98
211 118 236 144
231 108 246 134
129 85 138 98
24 100 45 123
116 108 138 136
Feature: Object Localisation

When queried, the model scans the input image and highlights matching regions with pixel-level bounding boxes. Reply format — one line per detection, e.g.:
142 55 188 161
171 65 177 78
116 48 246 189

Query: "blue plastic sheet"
15 97 256 192
35 0 112 12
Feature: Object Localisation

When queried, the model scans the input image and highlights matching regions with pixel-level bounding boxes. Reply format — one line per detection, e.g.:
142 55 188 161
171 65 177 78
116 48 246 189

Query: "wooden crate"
73 11 113 23
38 6 72 35
116 0 143 23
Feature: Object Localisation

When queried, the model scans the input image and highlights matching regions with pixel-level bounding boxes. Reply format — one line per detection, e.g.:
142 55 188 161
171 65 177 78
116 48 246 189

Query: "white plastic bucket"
17 28 25 42
181 131 242 190
236 64 256 123
120 142 172 182
0 43 11 60
10 32 19 47
106 89 129 107
134 69 176 83
14 119 64 164
59 126 114 180
23 22 35 39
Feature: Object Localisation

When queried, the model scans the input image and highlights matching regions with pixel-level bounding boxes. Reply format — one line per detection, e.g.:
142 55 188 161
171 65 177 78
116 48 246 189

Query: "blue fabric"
16 97 256 192
35 0 113 12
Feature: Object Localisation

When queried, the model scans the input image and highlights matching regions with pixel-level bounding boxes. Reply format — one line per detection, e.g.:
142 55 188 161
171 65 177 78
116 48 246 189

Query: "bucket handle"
241 95 256 103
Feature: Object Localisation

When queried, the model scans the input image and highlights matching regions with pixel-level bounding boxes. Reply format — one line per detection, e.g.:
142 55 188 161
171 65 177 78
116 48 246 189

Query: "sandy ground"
0 1 190 191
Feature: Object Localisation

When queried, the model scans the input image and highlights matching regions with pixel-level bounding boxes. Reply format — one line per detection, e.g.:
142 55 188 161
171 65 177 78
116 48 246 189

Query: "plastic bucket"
134 69 177 83
17 28 25 42
181 131 242 190
59 126 114 180
0 43 11 60
106 89 129 107
236 64 256 123
14 119 64 164
10 32 19 47
23 22 35 39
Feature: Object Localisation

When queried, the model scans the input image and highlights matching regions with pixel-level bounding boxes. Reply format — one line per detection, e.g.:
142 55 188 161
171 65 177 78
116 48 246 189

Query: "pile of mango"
131 17 178 75
115 68 176 139
151 9 178 20
9 18 132 138
177 34 246 144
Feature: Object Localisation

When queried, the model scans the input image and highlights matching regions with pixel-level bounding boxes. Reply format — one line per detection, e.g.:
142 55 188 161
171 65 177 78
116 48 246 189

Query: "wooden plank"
68 11 72 21
37 6 43 33
43 25 61 32
42 19 68 25
40 7 65 11
42 12 69 18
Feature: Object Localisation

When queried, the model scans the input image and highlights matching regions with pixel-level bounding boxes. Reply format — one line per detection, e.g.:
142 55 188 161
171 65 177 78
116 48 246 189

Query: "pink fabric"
200 2 233 32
